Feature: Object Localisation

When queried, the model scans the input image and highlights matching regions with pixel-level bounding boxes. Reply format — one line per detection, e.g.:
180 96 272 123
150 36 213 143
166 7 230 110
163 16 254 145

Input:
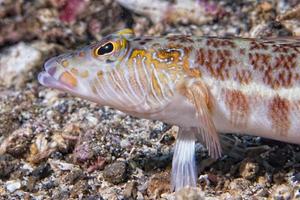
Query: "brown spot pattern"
127 37 300 93
268 96 290 136
224 90 249 127
206 38 236 49
248 51 298 89
235 69 252 84
194 38 300 89
196 48 235 81
239 48 246 55
248 53 271 71
250 40 268 50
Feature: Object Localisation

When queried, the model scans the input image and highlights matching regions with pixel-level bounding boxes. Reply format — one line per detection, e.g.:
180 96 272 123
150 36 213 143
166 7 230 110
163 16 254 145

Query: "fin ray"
180 80 222 159
171 128 197 191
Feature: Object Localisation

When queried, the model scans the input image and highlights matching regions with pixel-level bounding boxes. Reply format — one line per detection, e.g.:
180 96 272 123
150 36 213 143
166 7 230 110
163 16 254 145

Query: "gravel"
0 0 300 199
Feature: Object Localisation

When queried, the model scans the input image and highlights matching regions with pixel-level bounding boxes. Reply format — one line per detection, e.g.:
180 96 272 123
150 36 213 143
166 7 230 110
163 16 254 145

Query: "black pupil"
98 43 114 55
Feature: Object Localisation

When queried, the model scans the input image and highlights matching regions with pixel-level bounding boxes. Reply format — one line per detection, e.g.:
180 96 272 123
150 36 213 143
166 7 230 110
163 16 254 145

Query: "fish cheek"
59 72 78 88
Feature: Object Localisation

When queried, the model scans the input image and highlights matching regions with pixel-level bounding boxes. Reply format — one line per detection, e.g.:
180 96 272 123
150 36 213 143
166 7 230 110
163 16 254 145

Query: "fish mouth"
44 57 58 75
38 71 65 90
38 57 69 90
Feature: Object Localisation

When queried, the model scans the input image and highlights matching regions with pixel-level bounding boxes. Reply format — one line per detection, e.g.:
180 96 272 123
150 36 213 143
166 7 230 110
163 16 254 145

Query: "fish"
38 29 300 191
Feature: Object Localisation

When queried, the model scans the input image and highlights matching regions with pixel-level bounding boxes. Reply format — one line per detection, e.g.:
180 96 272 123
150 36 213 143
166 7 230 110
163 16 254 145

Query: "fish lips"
38 57 69 90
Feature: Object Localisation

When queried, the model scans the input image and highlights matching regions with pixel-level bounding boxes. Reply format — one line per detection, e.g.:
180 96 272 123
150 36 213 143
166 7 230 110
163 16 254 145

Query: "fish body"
38 29 300 191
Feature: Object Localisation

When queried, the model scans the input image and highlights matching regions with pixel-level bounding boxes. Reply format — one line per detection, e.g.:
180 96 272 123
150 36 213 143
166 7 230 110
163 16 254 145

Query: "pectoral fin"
179 80 222 159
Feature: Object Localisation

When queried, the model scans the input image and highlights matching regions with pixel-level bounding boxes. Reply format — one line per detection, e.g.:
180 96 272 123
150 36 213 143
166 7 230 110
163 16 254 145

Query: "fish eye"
94 42 114 56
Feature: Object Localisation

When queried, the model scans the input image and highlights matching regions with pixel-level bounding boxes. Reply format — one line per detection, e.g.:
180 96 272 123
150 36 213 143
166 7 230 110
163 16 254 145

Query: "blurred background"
0 0 300 199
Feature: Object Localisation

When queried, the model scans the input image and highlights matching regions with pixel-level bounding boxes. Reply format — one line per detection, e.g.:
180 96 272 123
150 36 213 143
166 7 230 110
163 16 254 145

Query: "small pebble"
271 184 292 200
65 169 84 184
49 159 75 171
31 163 53 180
239 159 259 180
293 185 300 198
85 114 99 127
103 161 127 184
25 176 37 192
228 178 251 191
257 176 269 187
5 128 33 157
6 180 21 193
123 181 138 199
147 172 170 199
0 154 17 179
254 188 269 198
120 139 131 148
175 187 205 200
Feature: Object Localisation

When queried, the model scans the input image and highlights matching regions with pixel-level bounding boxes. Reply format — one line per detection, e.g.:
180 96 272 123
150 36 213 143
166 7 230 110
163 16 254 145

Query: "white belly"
141 93 300 145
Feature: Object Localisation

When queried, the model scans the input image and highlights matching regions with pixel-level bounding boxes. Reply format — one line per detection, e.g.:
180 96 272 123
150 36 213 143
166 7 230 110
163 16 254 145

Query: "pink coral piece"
59 0 88 23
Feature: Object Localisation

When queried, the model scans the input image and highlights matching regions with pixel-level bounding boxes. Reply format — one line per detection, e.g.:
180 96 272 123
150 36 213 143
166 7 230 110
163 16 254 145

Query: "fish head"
38 29 134 105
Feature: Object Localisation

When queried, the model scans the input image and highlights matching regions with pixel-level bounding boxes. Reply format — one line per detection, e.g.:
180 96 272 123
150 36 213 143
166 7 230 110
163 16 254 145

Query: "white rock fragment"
39 89 61 105
36 8 59 25
49 159 75 171
85 114 99 127
175 187 206 200
35 134 49 152
21 163 34 173
0 42 42 88
120 139 131 148
6 180 21 193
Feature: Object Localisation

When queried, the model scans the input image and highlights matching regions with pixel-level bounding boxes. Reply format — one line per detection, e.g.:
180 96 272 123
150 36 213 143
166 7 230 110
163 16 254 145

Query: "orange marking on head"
80 70 89 78
158 71 173 97
151 70 162 97
268 96 290 136
155 50 180 68
126 65 143 97
130 56 154 97
70 68 79 75
97 71 104 79
59 72 78 87
156 49 180 62
62 60 69 67
129 49 147 59
78 51 85 57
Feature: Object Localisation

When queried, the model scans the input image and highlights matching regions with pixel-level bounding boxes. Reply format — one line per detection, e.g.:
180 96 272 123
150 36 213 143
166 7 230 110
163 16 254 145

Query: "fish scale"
38 29 300 191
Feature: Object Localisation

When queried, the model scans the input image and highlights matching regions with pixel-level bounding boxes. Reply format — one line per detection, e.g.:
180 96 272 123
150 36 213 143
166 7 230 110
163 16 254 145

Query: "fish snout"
43 57 58 76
